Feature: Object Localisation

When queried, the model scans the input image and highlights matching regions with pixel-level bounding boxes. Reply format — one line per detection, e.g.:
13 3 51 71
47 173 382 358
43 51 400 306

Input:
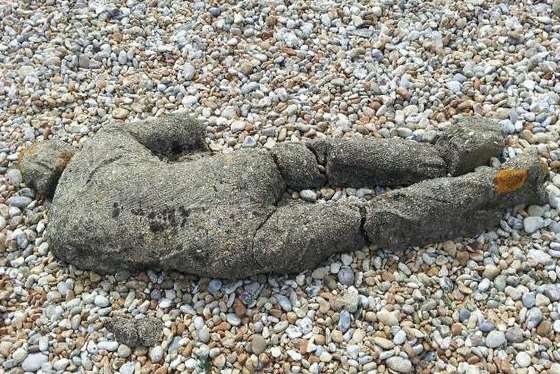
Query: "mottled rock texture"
105 317 163 347
19 114 547 278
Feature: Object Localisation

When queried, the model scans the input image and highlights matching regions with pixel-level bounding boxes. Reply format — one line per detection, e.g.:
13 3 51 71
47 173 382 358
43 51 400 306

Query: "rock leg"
305 116 505 188
364 152 547 249
252 201 365 274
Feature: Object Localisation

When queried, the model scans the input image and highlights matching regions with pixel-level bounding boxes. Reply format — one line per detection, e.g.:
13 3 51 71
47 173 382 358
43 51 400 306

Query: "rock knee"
436 116 504 175
270 143 326 190
123 113 209 161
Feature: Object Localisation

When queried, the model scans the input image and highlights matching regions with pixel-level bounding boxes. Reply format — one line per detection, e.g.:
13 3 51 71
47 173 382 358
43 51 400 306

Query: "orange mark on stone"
54 150 74 170
495 168 528 194
16 144 39 167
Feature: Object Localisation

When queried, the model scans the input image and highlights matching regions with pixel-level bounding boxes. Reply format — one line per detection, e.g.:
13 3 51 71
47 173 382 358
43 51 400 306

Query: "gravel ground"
1 0 560 373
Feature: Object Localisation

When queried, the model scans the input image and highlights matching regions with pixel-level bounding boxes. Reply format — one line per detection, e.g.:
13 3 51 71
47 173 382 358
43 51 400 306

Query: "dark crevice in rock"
303 142 328 185
251 207 277 269
305 141 327 167
358 205 370 245
266 152 290 200
435 145 453 175
268 149 287 186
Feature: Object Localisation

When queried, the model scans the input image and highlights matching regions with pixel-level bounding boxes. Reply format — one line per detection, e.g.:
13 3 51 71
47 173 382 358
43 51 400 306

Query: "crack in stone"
86 155 123 184
303 141 328 182
358 205 370 245
251 207 277 270
266 152 290 202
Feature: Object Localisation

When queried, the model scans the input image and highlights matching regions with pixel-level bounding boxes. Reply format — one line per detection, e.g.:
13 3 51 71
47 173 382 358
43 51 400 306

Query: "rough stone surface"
436 116 504 176
105 317 162 347
17 140 75 198
43 114 547 278
253 201 365 274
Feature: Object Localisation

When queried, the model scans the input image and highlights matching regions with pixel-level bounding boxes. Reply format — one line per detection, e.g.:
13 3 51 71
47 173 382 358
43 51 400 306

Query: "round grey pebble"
6 169 22 186
149 346 163 362
338 310 351 333
458 309 471 322
209 7 221 16
505 326 525 343
337 266 355 286
119 362 135 374
251 334 266 354
8 196 32 208
479 320 495 333
21 353 48 372
198 327 210 343
117 344 131 358
94 295 110 307
485 330 506 348
208 279 222 293
522 292 536 308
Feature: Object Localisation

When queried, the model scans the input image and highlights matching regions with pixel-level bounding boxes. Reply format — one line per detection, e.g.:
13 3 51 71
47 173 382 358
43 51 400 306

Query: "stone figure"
18 114 547 278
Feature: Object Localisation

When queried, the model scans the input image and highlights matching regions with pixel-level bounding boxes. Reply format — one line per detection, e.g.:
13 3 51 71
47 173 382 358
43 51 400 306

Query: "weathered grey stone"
270 143 325 190
308 137 447 187
365 151 547 249
436 116 504 176
39 113 546 278
17 140 75 198
105 317 162 347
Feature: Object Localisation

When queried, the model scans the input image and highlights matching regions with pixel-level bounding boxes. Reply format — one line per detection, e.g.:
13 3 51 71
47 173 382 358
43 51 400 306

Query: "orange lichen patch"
495 168 528 194
16 144 39 166
54 150 74 170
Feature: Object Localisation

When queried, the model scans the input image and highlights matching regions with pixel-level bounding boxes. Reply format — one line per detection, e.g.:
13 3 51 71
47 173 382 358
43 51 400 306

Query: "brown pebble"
396 87 410 99
233 298 246 318
314 334 325 346
287 312 297 324
298 339 308 354
451 323 463 336
537 320 552 337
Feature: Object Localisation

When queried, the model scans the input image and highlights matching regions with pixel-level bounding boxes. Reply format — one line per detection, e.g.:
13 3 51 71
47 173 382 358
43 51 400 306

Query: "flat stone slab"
19 114 547 278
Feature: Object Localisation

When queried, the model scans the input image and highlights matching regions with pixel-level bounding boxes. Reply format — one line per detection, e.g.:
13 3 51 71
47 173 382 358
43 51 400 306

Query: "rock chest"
20 114 547 278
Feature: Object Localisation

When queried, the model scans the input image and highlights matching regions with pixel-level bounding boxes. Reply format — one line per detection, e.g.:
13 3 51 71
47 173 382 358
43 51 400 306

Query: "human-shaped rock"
19 114 547 278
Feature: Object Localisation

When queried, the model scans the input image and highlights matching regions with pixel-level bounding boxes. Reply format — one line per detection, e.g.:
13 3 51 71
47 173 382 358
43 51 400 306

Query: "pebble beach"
2 0 560 373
